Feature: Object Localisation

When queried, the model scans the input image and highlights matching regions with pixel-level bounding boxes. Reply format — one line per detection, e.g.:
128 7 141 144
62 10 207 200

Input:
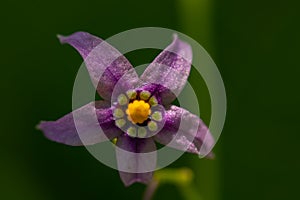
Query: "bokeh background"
1 0 299 199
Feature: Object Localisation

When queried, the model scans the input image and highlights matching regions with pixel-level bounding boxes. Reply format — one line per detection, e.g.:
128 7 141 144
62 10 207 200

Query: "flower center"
113 90 163 138
126 100 151 124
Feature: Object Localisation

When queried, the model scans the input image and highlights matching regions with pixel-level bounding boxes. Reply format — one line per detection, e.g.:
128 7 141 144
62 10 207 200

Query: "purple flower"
37 32 214 186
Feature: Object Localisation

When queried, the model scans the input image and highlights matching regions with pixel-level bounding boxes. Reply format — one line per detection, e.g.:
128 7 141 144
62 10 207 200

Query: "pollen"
111 138 117 145
126 100 151 124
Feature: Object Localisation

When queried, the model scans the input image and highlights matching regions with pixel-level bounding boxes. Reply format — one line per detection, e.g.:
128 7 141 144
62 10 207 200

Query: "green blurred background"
1 0 299 199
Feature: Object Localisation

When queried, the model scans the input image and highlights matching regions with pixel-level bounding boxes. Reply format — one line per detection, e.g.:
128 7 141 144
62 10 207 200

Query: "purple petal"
118 171 153 187
137 83 170 105
116 135 157 186
140 35 192 105
154 106 214 157
58 32 139 100
37 101 122 146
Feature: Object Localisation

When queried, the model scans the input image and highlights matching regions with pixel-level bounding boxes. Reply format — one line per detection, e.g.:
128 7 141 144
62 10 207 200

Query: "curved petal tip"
56 34 66 44
172 33 178 41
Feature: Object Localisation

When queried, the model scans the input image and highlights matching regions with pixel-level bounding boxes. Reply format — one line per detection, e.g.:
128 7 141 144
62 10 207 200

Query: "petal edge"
154 105 214 157
140 35 192 105
58 32 139 100
37 101 121 146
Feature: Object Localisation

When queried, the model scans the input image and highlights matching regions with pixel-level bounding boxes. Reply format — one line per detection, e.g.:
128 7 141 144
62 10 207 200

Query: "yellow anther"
126 100 151 124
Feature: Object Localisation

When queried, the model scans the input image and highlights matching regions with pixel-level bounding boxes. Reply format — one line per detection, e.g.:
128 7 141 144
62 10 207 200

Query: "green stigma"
113 108 124 118
126 90 137 99
137 127 147 138
148 96 158 106
115 119 126 128
152 111 162 122
117 94 128 105
148 121 158 132
140 90 151 100
127 127 137 137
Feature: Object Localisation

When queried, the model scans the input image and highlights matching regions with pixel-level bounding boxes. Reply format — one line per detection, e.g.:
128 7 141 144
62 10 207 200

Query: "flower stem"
143 168 202 200
176 1 220 200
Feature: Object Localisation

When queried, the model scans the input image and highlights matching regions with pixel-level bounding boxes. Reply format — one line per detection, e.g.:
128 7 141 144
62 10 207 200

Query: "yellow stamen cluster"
126 100 151 124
